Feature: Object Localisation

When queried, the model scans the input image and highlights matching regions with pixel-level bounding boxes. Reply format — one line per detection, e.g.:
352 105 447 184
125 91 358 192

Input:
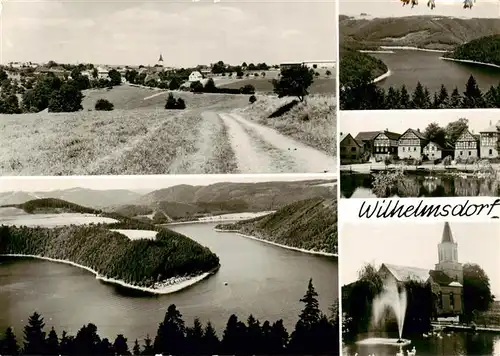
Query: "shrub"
165 93 186 110
249 95 257 104
95 99 114 111
443 155 452 166
240 84 255 95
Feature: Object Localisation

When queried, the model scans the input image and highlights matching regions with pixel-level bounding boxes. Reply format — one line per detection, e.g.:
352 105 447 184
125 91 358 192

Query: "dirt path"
219 112 336 173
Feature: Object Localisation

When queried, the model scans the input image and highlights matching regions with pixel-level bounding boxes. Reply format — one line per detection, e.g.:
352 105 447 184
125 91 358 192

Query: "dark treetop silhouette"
0 279 339 356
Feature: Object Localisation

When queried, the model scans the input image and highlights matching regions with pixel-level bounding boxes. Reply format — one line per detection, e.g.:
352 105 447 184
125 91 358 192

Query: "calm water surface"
343 332 500 356
372 50 500 93
340 172 500 198
0 222 338 342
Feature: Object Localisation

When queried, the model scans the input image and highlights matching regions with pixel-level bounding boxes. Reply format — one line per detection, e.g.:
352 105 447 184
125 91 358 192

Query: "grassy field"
1 84 335 175
235 94 336 156
0 89 249 175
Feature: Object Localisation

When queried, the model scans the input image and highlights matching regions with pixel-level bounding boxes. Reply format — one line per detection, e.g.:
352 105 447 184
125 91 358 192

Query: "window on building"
438 292 443 309
468 151 471 156
402 147 405 152
351 147 356 152
460 151 463 156
414 147 417 151
489 149 493 155
450 292 455 309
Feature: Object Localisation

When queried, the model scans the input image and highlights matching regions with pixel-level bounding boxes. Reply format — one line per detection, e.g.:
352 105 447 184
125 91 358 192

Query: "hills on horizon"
339 15 500 50
0 179 336 222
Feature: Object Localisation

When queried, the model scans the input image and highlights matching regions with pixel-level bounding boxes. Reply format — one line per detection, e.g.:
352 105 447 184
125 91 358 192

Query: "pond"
340 172 500 198
343 331 500 356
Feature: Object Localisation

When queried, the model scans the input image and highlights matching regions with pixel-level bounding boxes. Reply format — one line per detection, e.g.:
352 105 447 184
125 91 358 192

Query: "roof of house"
190 71 202 76
481 123 498 133
401 128 427 140
449 281 463 287
340 133 362 147
374 131 401 141
355 131 382 142
381 263 430 283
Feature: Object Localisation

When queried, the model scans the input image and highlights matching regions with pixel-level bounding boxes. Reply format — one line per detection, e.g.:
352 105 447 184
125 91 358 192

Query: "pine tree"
437 84 449 108
484 85 500 108
246 314 263 354
132 339 141 355
45 327 60 355
142 334 154 355
298 278 321 328
23 312 47 355
269 319 288 353
113 334 130 355
399 85 410 109
202 322 220 354
411 82 428 109
59 331 73 355
1 327 19 355
385 86 400 109
431 92 439 109
185 317 204 354
462 75 484 108
154 304 186 354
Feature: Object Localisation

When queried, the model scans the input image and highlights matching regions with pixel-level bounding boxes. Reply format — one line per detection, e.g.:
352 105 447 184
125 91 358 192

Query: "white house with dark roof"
480 120 500 159
188 71 203 82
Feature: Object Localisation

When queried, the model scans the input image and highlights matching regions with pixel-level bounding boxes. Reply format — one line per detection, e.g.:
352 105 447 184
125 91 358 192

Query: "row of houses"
280 60 336 70
340 121 500 164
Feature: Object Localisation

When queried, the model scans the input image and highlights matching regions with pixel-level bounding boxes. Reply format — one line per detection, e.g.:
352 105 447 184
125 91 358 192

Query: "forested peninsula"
443 35 500 67
0 199 220 292
339 49 388 87
215 197 337 255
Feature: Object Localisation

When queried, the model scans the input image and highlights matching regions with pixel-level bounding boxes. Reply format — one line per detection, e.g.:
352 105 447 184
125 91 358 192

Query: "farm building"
188 71 203 82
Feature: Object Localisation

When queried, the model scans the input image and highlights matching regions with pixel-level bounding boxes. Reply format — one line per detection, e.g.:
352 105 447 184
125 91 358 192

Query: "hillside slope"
339 49 388 86
443 35 500 66
340 15 500 50
215 196 337 255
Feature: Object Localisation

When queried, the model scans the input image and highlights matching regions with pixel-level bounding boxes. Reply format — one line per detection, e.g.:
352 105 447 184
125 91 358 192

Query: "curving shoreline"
0 254 218 295
379 46 447 53
165 211 275 226
372 69 392 84
214 229 337 257
439 57 500 69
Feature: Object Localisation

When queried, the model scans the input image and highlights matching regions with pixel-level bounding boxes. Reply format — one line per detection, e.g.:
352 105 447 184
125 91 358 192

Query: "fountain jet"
372 277 407 340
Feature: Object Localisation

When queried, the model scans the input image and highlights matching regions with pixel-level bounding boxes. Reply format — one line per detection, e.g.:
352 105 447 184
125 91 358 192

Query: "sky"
1 0 336 67
340 0 500 18
0 173 335 193
340 108 500 137
340 220 500 297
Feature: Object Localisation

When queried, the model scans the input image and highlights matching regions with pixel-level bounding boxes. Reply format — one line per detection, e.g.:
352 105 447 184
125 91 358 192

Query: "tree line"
0 280 339 355
340 73 500 110
443 35 500 67
342 263 494 342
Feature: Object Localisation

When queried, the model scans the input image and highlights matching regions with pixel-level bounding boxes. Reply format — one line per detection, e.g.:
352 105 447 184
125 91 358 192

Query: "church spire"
158 53 163 62
441 222 454 243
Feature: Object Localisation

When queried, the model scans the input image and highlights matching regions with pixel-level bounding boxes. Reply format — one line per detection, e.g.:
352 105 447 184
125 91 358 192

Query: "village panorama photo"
340 220 500 356
340 109 500 198
0 0 336 175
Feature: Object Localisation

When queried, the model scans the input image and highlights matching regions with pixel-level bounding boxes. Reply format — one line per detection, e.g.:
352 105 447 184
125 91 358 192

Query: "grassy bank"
235 95 336 156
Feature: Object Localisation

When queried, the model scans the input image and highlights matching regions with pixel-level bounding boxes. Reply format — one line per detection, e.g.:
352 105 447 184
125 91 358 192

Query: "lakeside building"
423 141 455 161
480 121 500 159
455 128 479 159
397 128 428 160
372 130 401 161
339 133 365 164
342 122 500 163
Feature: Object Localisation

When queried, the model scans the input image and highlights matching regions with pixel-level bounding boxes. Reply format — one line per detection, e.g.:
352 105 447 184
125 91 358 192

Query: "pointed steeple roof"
158 54 163 62
441 222 454 243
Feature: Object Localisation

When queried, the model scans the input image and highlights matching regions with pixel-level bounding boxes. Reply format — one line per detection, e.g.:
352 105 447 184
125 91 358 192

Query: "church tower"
157 53 164 67
435 222 463 284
